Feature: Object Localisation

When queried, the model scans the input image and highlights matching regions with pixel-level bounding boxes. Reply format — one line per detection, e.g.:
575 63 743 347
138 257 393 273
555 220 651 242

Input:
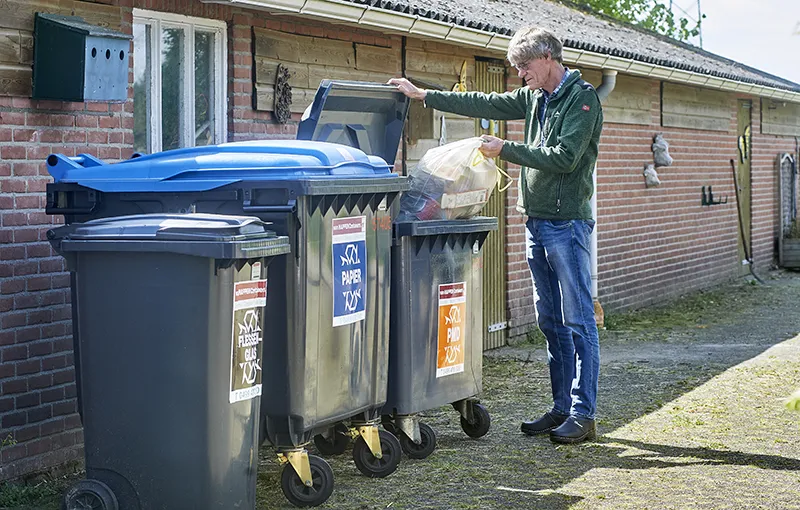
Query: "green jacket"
424 70 603 220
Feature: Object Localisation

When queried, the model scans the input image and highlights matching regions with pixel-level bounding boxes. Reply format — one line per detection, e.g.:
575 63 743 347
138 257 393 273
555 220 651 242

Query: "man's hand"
387 78 427 101
479 135 504 158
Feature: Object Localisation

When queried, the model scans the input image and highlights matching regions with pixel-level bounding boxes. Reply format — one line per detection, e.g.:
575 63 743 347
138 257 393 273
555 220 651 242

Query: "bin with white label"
45 81 410 505
48 213 291 510
382 217 497 459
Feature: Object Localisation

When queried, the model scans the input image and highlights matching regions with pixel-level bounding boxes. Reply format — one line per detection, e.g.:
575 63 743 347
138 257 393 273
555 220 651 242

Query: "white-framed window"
133 9 227 154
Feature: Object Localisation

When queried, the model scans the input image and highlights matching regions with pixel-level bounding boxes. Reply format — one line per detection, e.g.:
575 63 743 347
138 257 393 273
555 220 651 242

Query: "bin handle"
45 205 97 215
242 204 297 213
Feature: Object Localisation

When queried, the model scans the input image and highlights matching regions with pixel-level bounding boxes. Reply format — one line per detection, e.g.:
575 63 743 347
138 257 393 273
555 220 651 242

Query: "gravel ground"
4 271 799 509
257 270 800 509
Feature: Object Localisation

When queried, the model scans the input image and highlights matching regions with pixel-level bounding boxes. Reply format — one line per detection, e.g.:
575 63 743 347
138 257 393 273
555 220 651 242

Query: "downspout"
591 69 617 327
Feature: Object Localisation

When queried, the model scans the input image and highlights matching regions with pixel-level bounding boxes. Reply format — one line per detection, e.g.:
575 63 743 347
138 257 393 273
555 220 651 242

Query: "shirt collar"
542 68 571 100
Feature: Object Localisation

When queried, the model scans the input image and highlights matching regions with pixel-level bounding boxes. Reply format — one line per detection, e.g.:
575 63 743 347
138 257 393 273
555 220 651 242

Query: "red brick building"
1 0 799 480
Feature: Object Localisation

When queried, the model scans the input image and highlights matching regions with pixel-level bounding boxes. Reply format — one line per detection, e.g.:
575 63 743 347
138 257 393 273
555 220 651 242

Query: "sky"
677 0 800 85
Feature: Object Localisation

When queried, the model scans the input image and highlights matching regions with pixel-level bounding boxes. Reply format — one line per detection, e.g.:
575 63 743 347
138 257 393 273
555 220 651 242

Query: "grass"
603 284 756 332
1 434 16 449
0 478 67 509
0 464 82 510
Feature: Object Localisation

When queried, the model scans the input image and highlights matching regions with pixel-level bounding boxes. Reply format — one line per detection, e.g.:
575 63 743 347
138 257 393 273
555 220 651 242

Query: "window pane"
161 28 184 151
195 31 215 146
133 24 151 154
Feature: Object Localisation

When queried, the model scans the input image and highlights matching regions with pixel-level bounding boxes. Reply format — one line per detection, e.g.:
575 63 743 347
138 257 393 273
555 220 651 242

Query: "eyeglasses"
512 60 533 72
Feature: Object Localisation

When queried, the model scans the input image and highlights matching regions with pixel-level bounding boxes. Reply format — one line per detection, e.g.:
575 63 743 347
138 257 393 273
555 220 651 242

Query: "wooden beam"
405 49 467 77
296 36 353 67
0 0 122 32
662 82 731 132
355 43 399 74
254 57 310 89
761 98 800 136
0 66 31 96
254 84 315 114
253 27 301 62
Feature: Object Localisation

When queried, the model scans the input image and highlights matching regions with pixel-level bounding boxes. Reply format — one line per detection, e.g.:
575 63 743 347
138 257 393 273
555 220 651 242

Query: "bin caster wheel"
381 420 398 436
280 454 334 508
399 422 436 459
63 479 118 510
460 402 491 438
313 424 350 456
352 429 401 478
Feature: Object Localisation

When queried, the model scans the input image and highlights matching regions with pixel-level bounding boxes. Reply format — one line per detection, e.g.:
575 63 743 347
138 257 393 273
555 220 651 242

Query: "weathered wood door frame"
475 57 508 350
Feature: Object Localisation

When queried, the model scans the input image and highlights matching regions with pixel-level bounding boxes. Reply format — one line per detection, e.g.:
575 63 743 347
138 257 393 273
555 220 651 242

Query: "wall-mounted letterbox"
33 13 132 102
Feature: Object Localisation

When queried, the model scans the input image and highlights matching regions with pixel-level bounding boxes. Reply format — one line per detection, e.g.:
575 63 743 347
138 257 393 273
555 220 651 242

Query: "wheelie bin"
45 80 410 507
47 213 290 510
381 217 498 459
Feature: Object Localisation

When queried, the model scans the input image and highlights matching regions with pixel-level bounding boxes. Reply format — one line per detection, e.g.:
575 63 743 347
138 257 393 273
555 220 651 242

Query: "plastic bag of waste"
400 137 506 220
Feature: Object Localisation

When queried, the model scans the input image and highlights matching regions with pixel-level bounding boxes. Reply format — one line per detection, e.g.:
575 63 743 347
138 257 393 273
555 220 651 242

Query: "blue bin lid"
297 80 409 166
46 140 396 192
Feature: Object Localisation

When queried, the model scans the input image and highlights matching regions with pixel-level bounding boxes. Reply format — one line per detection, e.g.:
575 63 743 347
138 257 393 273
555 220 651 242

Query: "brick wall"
0 0 402 482
503 76 535 340
750 99 796 269
0 99 132 479
595 85 797 311
501 73 799 334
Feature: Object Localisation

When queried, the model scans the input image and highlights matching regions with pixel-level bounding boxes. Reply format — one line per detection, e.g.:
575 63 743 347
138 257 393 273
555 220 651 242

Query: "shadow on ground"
3 272 799 509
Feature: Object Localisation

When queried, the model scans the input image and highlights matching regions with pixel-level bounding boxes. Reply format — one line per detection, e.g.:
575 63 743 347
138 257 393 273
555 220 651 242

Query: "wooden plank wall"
761 98 800 136
403 38 501 166
661 82 732 132
580 69 653 125
253 27 400 115
0 0 122 97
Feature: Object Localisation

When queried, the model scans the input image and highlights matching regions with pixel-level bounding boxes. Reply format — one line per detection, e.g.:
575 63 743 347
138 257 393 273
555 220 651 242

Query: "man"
389 26 602 444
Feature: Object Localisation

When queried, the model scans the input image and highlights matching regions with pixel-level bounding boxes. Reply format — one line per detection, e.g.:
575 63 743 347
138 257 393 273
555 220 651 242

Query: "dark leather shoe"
521 411 570 436
549 416 596 444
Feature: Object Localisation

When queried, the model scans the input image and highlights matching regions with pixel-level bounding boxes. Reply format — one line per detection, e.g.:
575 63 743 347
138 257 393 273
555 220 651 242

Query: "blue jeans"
525 217 600 419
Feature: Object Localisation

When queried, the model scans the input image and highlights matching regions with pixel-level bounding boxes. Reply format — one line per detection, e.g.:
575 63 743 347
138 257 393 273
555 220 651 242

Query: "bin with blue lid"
47 213 290 510
45 80 410 507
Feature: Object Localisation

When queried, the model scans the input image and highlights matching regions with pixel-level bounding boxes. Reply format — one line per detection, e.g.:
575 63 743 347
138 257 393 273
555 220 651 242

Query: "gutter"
202 0 800 103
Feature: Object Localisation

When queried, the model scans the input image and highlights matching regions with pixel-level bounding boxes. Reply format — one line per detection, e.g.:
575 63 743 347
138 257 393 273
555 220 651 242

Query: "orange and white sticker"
437 282 466 378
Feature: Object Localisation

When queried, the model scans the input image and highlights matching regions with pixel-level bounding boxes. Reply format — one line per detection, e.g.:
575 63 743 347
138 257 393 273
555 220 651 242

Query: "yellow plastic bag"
400 137 511 221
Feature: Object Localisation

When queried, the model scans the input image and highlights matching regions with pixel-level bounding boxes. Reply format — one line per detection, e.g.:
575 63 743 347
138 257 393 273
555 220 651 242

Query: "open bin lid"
394 217 499 238
297 80 410 166
48 213 291 259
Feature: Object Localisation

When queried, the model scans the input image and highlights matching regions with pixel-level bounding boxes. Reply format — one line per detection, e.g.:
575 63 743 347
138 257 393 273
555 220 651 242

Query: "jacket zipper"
556 175 564 214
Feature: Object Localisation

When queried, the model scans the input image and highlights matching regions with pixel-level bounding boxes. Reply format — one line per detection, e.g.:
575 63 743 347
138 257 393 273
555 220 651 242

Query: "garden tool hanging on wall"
738 125 751 164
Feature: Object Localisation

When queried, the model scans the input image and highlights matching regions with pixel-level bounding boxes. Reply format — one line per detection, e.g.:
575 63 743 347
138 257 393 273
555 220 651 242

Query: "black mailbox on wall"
33 13 132 102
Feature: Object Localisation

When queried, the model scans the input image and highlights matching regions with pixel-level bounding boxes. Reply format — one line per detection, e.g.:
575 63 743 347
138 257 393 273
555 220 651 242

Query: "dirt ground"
3 271 799 509
255 270 800 509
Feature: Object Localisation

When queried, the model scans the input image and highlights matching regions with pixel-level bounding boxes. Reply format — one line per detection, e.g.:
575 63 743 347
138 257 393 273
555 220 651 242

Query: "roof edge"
201 0 800 99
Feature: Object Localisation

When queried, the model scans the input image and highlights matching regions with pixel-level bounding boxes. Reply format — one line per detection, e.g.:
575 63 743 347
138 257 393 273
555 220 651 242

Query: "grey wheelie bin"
381 217 497 459
45 80 410 507
47 213 290 510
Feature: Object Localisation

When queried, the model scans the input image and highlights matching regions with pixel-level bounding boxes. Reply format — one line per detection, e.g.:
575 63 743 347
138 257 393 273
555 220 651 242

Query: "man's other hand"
479 135 504 158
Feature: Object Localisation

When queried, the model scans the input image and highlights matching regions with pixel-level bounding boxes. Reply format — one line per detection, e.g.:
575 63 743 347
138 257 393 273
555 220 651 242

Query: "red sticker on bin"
233 280 267 310
582 104 590 111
